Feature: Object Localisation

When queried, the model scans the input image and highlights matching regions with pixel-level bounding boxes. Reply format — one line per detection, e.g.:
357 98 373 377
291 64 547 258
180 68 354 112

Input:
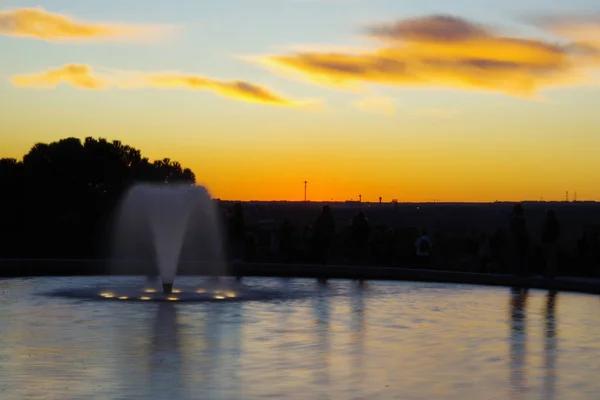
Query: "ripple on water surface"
1 276 600 400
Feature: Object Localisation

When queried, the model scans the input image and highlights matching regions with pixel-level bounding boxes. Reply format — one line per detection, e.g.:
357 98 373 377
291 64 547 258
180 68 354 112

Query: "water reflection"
350 281 366 337
543 291 558 400
350 281 366 386
204 304 222 376
5 278 600 399
199 304 225 396
312 283 331 400
183 302 244 399
216 302 244 398
508 289 559 400
509 287 528 398
317 277 329 287
148 303 187 399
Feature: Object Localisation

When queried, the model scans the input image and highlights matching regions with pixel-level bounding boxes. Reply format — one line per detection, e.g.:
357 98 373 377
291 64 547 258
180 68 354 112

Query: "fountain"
111 183 226 294
45 182 289 302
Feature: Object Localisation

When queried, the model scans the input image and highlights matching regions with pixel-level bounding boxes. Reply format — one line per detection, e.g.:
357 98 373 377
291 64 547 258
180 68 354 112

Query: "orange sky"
1 4 599 202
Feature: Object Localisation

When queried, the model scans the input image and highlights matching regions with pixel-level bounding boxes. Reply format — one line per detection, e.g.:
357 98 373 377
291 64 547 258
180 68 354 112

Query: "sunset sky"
1 0 599 202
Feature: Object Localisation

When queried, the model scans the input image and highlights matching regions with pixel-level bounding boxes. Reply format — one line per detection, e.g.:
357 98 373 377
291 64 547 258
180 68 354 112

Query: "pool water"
1 277 599 400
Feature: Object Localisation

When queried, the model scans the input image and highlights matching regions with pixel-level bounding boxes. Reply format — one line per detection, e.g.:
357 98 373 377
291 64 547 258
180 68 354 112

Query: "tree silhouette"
0 137 196 259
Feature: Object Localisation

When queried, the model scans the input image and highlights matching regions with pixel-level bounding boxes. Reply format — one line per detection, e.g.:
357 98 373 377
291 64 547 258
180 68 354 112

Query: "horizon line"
212 199 598 204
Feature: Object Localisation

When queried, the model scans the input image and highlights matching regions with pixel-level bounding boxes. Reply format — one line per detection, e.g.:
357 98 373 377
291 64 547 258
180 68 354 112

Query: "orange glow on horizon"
2 129 598 203
1 12 599 203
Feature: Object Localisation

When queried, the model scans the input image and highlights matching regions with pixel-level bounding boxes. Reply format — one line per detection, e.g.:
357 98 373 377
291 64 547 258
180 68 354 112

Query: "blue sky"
1 0 599 201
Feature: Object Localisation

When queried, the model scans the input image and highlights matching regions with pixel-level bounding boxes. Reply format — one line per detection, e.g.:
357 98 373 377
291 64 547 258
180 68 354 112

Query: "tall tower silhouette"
304 181 308 202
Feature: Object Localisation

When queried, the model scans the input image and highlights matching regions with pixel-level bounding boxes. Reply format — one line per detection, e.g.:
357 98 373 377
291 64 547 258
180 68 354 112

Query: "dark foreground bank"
1 258 599 295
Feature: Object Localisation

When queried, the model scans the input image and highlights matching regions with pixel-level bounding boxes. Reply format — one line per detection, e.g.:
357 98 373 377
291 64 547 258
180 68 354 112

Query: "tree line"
0 137 195 258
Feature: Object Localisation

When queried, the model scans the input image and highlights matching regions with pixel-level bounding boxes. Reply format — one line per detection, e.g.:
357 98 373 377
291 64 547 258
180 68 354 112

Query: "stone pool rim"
1 259 599 296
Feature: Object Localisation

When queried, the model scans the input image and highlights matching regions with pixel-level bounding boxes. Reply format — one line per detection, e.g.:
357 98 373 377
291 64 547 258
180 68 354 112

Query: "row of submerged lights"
99 288 237 301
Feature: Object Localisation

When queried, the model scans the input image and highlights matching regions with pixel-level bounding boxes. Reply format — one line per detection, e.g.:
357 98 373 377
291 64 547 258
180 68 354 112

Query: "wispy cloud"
0 7 175 42
11 64 314 108
145 74 311 107
250 14 600 98
532 14 600 51
366 15 490 43
352 95 396 115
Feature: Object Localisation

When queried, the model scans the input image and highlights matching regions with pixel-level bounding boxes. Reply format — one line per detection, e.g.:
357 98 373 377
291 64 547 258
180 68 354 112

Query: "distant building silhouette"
542 210 560 278
509 203 530 276
313 205 336 264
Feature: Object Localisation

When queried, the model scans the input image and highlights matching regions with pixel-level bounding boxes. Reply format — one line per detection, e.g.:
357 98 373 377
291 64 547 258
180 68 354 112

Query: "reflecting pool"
1 277 599 399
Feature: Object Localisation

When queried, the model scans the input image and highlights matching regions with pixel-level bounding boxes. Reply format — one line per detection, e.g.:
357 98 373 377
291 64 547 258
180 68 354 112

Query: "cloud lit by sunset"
145 74 314 108
533 14 600 45
255 15 600 97
0 7 173 42
1 2 599 202
5 3 600 394
11 64 309 107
